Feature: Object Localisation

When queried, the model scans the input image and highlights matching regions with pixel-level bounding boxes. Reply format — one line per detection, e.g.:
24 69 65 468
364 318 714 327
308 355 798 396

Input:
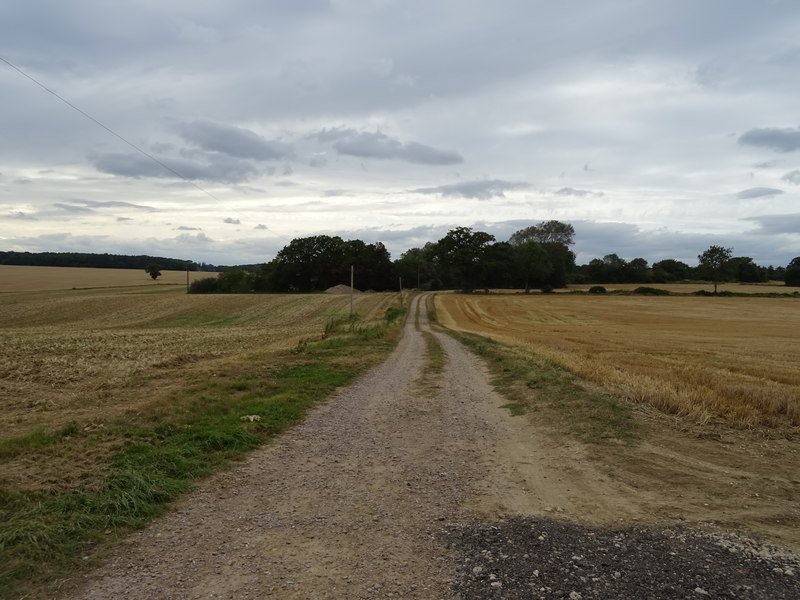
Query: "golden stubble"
0 287 397 441
436 293 800 428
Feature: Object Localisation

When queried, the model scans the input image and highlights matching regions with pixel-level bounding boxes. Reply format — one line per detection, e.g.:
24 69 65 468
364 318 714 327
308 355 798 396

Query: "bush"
540 284 554 294
384 306 404 323
632 286 670 296
188 277 219 294
588 286 607 294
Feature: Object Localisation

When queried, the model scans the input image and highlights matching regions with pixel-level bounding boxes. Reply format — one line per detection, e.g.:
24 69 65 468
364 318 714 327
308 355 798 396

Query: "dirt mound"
324 284 361 294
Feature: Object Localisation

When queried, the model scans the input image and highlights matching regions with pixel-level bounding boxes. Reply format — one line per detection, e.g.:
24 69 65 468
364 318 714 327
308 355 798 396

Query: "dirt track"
63 294 799 599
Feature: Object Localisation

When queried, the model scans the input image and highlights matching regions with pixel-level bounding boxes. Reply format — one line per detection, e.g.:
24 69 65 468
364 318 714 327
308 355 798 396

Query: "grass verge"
0 312 402 600
451 331 641 446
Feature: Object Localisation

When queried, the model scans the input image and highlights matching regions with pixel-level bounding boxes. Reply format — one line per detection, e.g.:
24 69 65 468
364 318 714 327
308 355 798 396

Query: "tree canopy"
697 245 734 294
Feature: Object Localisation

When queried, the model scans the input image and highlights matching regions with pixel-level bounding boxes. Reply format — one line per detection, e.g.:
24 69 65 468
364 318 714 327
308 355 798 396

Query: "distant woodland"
0 251 216 272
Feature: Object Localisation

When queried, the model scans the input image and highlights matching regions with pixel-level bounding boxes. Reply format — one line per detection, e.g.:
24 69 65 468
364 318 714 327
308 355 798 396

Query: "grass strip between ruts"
448 330 641 446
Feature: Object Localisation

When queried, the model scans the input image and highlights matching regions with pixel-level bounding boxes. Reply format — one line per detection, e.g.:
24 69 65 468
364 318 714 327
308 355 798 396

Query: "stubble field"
436 293 800 428
0 264 214 293
435 291 800 552
0 273 400 598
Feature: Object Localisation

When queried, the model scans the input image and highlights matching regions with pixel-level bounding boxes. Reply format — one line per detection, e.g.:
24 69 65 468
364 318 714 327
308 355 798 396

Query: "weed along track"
61 294 799 599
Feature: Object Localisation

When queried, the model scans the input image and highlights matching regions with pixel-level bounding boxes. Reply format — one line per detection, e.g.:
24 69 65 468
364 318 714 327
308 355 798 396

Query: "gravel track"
63 294 799 599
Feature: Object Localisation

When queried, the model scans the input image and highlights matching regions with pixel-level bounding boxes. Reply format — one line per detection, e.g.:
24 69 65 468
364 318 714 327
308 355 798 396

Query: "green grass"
452 331 641 446
0 308 403 600
0 422 80 459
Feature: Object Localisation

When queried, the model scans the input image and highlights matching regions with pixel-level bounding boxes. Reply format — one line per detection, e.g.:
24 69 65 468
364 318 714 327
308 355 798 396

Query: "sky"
1 0 799 267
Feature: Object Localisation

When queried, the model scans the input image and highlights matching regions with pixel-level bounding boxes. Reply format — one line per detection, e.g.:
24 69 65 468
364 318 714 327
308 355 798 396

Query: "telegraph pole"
350 265 354 318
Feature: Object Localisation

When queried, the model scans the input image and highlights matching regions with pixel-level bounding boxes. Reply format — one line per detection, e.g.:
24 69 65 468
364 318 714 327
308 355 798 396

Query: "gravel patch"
445 516 800 599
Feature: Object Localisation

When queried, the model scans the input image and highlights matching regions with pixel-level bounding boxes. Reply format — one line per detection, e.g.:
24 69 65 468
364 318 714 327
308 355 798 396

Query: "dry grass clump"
436 294 800 428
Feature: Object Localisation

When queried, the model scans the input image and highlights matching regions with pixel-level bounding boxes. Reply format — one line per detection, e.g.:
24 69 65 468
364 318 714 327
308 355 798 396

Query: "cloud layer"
1 1 799 266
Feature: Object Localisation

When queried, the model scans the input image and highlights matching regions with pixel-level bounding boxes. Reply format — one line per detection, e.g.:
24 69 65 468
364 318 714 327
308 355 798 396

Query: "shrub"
540 284 554 294
632 286 670 296
188 277 219 294
588 286 607 294
384 306 403 323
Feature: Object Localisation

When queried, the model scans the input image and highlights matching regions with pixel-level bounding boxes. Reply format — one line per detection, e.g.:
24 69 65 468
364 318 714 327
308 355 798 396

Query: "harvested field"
435 292 800 554
565 281 800 295
0 282 402 598
435 293 800 427
0 286 396 470
0 265 215 293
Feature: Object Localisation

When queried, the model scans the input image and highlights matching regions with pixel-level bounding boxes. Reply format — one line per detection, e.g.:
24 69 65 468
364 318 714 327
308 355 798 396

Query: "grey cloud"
177 121 291 161
743 213 800 236
53 203 94 214
8 211 35 220
311 128 463 165
738 127 800 153
93 152 260 183
736 187 784 199
555 187 603 197
175 232 214 245
753 160 781 169
255 224 267 230
309 154 328 168
66 198 154 211
224 217 241 225
308 128 354 143
177 226 201 231
413 179 529 200
782 170 800 185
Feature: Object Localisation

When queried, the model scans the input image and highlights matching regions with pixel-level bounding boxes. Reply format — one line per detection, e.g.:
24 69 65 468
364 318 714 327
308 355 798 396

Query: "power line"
1 54 289 245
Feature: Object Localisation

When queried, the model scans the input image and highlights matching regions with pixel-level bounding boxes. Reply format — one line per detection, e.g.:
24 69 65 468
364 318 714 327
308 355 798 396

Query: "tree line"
3 227 797 292
0 251 210 272
191 220 800 293
193 221 798 293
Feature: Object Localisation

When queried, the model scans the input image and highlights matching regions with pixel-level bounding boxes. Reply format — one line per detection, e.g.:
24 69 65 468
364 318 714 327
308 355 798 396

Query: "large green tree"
434 227 495 292
511 241 552 293
508 220 575 288
697 245 733 294
728 256 767 283
651 259 691 282
785 257 800 286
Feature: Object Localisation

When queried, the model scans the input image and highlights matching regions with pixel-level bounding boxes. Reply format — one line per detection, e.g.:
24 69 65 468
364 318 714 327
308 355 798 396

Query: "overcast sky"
2 0 799 267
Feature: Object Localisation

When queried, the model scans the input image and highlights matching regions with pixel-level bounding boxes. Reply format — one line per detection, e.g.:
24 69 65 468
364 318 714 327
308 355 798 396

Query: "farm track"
62 294 800 599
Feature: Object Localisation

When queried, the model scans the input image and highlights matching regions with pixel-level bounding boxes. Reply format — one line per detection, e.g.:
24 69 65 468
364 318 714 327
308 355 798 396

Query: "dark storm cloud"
735 187 784 199
413 179 529 200
738 127 800 153
176 121 291 161
310 128 463 165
